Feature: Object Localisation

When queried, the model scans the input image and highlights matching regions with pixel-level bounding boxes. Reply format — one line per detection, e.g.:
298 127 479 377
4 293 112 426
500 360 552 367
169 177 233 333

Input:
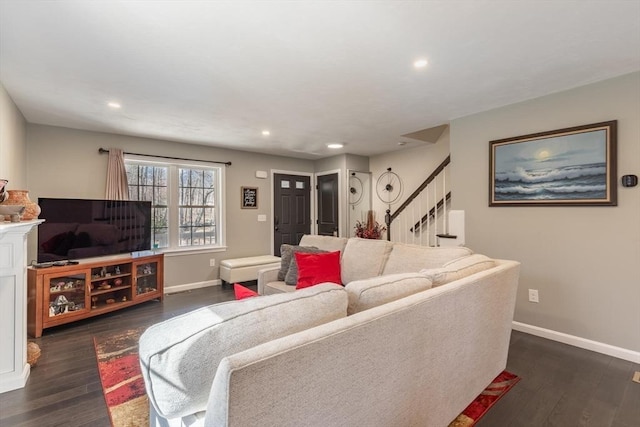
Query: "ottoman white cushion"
220 255 281 283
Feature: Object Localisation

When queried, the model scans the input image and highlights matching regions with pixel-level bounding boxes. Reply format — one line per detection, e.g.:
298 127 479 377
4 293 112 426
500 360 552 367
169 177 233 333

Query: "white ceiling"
1 1 639 159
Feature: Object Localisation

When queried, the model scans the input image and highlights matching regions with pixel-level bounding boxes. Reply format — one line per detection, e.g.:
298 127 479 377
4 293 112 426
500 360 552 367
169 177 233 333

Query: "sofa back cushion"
382 243 473 275
299 234 348 254
345 273 433 315
139 284 348 419
341 238 394 285
420 254 496 287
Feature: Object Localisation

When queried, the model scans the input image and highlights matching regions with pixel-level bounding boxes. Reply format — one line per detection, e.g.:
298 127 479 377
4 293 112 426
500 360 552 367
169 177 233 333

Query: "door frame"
315 169 343 237
270 169 315 255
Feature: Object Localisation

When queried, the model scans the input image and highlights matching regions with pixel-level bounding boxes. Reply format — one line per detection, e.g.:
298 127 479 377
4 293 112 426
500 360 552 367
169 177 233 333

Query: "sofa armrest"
139 284 347 420
257 266 280 295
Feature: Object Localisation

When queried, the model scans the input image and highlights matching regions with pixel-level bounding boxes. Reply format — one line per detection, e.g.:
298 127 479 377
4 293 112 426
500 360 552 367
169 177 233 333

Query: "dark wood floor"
0 285 638 427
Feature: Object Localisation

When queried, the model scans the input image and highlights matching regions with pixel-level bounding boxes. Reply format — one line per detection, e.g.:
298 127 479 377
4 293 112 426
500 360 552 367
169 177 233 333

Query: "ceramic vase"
3 190 41 220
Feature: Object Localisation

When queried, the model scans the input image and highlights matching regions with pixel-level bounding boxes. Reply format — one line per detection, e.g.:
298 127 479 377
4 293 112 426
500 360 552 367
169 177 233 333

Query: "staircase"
384 155 463 246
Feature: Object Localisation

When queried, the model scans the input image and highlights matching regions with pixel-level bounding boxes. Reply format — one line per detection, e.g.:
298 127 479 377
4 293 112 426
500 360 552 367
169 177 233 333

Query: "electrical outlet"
209 258 216 267
528 289 539 303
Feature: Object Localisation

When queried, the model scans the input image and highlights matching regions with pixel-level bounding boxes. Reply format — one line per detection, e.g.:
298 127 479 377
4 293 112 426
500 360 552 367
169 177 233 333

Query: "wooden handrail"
385 155 450 241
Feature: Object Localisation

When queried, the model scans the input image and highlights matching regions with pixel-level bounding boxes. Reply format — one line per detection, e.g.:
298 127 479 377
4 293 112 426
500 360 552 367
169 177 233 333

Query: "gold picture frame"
489 121 617 206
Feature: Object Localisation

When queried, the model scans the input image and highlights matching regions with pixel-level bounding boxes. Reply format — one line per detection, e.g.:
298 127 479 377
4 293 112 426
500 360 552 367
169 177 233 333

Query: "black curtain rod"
98 148 232 166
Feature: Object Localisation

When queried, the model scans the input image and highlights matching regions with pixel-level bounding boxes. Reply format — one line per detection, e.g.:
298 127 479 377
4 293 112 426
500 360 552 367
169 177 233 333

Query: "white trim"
270 169 315 253
0 364 30 394
512 321 640 363
164 279 221 294
162 246 227 257
0 221 41 393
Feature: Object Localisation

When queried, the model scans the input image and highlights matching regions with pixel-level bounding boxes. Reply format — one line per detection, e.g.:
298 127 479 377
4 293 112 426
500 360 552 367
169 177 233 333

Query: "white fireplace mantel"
0 220 42 393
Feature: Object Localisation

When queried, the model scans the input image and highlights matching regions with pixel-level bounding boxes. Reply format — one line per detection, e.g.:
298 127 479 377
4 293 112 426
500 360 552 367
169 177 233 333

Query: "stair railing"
385 155 451 246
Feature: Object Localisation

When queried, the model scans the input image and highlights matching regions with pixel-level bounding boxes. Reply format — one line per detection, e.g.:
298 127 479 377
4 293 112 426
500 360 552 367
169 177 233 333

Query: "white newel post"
0 220 43 393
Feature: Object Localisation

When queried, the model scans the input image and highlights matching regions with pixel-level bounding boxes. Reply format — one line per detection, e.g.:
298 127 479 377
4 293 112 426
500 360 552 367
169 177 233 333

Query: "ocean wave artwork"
494 163 607 200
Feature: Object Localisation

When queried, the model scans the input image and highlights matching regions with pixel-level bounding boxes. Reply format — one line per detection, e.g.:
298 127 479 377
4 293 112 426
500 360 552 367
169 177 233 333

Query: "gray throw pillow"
284 247 328 286
278 244 319 281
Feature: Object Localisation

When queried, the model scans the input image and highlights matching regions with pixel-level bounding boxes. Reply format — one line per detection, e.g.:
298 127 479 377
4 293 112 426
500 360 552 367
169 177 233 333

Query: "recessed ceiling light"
262 130 270 136
413 59 428 69
107 102 121 109
327 143 344 149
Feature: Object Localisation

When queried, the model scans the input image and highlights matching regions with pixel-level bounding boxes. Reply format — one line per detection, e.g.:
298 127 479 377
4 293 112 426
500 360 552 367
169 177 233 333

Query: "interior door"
273 174 311 256
317 173 339 236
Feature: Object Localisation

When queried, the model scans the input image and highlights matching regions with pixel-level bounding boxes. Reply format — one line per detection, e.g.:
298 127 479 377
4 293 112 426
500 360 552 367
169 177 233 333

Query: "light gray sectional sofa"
139 235 520 427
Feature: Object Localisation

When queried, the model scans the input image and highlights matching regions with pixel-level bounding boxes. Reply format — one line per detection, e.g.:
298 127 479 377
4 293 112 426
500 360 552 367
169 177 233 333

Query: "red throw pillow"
233 283 258 300
294 251 342 289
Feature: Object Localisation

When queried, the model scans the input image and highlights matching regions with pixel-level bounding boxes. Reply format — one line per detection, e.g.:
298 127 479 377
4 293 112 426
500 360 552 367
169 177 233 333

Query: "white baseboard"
0 363 30 394
512 321 640 364
164 279 221 295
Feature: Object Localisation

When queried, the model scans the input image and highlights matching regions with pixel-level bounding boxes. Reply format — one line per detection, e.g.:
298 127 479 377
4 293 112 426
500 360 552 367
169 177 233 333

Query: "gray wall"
25 124 314 289
369 126 451 235
314 154 345 173
0 83 27 188
345 154 369 172
450 72 640 352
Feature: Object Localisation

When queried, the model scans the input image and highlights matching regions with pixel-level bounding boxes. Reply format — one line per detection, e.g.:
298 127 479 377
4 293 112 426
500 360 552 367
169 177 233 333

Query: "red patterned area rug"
448 370 520 427
93 326 149 427
95 327 519 427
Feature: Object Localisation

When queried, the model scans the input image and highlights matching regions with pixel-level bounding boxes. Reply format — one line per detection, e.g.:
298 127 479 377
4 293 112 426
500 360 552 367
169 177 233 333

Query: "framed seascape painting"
489 121 617 206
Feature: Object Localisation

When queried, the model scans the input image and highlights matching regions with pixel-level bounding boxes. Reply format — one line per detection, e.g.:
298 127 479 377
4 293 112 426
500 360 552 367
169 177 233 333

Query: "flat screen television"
37 198 152 263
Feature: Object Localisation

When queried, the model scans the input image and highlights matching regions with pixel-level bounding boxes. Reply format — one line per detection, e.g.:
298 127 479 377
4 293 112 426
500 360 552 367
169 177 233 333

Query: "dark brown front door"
273 173 311 256
317 173 339 236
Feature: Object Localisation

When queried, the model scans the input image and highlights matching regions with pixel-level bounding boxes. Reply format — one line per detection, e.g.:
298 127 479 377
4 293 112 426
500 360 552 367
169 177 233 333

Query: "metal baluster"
411 202 415 244
433 176 438 246
418 190 423 245
443 168 447 236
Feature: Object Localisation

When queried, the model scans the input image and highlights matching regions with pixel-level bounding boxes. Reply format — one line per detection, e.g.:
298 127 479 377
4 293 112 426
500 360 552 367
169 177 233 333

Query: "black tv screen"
37 198 152 263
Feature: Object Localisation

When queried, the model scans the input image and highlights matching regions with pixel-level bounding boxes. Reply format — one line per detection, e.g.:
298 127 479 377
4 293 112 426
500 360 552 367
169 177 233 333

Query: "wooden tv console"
27 253 164 338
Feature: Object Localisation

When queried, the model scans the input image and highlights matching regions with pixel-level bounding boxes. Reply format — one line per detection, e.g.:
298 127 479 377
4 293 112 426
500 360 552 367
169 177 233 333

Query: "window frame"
125 155 226 255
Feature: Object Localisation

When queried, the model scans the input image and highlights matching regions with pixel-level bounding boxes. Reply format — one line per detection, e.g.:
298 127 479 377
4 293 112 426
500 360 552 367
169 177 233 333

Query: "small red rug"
94 326 149 427
95 328 519 427
448 370 520 426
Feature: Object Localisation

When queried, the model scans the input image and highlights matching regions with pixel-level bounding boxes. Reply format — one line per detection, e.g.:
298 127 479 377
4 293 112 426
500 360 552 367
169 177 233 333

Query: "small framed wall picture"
241 186 258 209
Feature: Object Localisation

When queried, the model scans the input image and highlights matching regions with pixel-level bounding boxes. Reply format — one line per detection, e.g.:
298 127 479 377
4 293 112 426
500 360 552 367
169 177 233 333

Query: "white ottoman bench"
219 255 281 288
